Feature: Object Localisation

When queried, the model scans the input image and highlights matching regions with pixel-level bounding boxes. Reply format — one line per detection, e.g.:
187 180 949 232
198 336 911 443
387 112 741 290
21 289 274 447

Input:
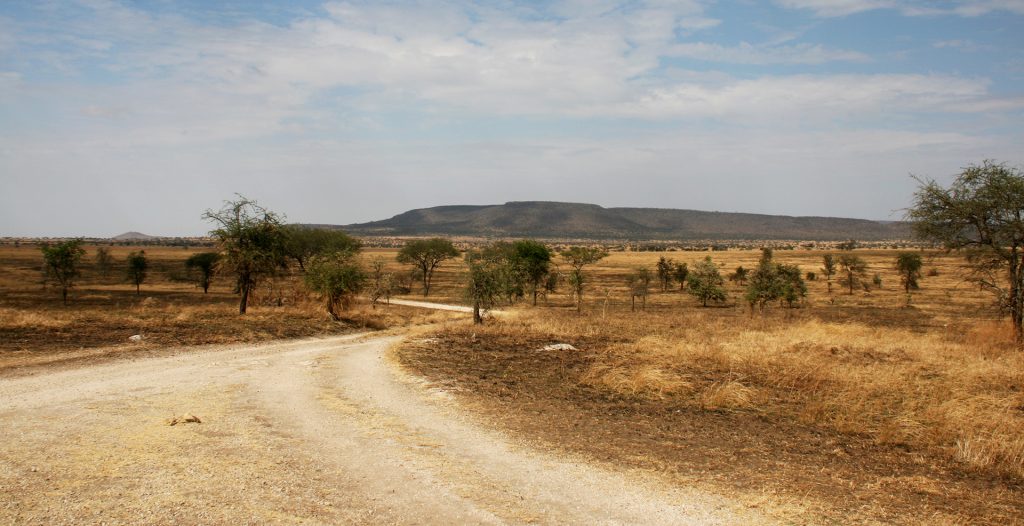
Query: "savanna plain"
1 242 1021 525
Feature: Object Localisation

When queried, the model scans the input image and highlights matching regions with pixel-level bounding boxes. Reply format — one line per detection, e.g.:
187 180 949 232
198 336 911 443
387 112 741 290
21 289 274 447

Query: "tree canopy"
203 196 288 314
40 239 85 305
396 238 460 297
909 160 1024 343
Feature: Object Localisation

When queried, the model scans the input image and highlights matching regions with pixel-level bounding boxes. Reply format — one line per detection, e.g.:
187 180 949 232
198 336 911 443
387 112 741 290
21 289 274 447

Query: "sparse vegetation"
838 253 867 295
94 247 113 278
125 250 148 295
397 238 460 297
185 252 220 293
559 246 609 313
627 267 652 311
40 239 86 305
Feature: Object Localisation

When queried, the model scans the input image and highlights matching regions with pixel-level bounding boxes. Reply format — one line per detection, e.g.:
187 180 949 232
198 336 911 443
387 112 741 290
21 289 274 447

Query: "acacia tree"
560 246 608 313
729 265 749 285
656 256 675 292
909 160 1024 343
94 247 114 278
368 257 395 308
673 262 689 291
628 267 652 311
745 249 784 312
40 239 86 305
513 239 552 305
125 250 148 295
282 225 361 271
185 252 220 293
203 196 287 314
895 252 923 294
838 254 868 294
688 256 726 307
821 254 837 294
464 248 503 324
397 238 460 297
304 252 366 320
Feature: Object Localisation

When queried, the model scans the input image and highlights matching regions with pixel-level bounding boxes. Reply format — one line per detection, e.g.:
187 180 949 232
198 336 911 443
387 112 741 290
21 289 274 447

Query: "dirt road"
0 330 761 525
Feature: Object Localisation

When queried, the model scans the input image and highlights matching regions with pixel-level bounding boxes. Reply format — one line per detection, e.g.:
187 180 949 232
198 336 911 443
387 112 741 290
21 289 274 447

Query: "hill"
111 231 158 241
336 202 909 241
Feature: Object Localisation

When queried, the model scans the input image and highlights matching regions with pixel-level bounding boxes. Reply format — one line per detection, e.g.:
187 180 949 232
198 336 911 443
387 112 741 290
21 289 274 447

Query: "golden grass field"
2 241 1021 523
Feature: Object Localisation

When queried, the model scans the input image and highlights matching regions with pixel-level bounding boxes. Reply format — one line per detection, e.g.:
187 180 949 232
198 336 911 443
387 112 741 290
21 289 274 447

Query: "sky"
1 1 1022 237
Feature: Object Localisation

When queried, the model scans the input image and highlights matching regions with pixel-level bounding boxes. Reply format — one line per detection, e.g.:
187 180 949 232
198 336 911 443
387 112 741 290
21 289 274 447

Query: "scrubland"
2 242 1022 523
397 248 1024 524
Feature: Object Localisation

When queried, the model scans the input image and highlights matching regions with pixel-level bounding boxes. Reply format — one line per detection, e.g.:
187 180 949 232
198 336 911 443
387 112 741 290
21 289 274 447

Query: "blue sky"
1 0 1022 236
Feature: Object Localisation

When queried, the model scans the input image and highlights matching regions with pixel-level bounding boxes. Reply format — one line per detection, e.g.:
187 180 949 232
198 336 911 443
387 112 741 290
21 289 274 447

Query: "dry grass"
462 307 1024 482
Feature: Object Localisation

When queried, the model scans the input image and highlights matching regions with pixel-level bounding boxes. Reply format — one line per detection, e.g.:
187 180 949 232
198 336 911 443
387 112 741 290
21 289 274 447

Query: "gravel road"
0 329 758 525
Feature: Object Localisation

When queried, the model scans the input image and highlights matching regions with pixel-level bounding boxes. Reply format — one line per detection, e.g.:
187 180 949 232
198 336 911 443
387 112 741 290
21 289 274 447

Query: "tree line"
35 160 1024 343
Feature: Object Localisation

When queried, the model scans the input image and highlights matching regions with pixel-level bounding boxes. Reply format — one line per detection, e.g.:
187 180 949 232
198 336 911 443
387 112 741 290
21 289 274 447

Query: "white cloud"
667 41 870 64
773 0 894 17
776 0 1024 16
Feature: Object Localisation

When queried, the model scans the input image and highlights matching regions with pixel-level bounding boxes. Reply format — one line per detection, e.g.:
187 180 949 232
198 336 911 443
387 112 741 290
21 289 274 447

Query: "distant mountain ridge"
332 201 909 241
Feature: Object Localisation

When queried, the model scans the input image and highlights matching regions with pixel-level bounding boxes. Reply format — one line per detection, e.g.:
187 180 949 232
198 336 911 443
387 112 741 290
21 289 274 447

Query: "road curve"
0 331 757 525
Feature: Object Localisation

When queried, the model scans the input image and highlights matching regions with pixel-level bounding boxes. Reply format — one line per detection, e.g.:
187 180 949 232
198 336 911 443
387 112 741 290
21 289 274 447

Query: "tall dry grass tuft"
0 307 73 328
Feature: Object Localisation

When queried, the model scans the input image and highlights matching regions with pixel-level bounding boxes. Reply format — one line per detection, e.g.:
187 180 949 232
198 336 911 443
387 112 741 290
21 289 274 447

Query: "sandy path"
0 329 759 525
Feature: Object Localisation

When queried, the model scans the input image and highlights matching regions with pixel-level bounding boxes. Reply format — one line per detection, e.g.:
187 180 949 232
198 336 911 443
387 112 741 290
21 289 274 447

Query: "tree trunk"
422 268 431 297
62 287 68 306
239 283 249 314
1010 249 1023 346
136 282 140 295
473 302 483 324
631 295 635 312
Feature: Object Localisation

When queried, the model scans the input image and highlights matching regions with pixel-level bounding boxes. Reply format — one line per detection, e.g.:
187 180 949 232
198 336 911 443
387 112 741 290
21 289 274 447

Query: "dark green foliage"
778 263 807 308
729 265 748 284
126 250 148 295
464 248 505 324
806 271 817 281
687 256 726 307
673 262 689 291
656 256 674 291
894 252 923 294
40 239 86 305
185 252 220 293
512 240 553 306
909 160 1024 343
203 196 288 314
304 252 366 320
282 225 361 271
397 238 460 297
559 246 609 313
745 249 805 311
